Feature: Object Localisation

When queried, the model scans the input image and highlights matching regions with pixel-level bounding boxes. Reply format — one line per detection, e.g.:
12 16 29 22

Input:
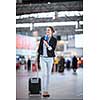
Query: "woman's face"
46 27 53 36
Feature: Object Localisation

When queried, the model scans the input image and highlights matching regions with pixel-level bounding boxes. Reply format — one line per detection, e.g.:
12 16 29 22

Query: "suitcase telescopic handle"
36 62 39 79
30 63 39 82
31 59 39 79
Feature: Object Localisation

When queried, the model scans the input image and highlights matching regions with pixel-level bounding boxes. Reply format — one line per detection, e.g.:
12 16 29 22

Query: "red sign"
16 35 36 50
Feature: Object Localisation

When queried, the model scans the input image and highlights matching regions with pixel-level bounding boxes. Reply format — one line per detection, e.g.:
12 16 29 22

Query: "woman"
38 26 57 97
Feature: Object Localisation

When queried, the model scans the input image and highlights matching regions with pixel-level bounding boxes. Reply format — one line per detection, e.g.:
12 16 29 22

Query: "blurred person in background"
66 59 71 70
27 57 31 71
54 56 59 72
72 56 78 73
58 56 65 73
78 57 83 68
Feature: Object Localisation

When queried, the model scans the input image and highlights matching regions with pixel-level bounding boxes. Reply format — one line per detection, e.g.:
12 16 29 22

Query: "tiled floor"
16 67 83 100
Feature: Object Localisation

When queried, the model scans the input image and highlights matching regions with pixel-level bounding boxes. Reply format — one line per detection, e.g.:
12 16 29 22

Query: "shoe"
42 92 50 97
43 94 50 97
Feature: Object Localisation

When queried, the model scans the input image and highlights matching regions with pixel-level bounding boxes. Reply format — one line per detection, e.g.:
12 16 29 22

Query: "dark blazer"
38 36 57 57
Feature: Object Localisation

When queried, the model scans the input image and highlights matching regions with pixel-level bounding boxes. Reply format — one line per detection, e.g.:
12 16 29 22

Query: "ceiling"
16 0 83 35
16 0 83 15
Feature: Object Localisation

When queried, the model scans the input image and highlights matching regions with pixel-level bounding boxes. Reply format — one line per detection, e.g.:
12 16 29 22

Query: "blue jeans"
40 56 53 93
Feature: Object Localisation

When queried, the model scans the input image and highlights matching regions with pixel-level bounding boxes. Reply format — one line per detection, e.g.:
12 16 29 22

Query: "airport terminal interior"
16 0 83 100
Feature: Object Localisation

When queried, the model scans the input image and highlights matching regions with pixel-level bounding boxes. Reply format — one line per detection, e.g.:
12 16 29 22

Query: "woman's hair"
48 26 55 33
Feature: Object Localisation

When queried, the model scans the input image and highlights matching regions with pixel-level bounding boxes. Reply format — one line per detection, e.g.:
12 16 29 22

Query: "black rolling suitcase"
29 78 41 94
28 64 41 95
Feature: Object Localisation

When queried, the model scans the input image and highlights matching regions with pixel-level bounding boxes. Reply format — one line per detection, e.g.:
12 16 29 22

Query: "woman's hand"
43 40 52 50
43 40 49 47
